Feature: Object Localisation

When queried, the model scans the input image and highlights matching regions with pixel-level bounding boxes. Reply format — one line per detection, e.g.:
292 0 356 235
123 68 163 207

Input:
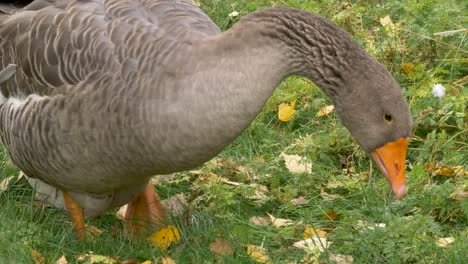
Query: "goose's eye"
384 113 393 123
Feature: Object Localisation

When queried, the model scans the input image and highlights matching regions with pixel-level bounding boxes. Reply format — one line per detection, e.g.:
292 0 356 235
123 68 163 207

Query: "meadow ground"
0 0 466 263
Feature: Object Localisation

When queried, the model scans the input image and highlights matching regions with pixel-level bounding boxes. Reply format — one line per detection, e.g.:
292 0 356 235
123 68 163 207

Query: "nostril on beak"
394 161 400 175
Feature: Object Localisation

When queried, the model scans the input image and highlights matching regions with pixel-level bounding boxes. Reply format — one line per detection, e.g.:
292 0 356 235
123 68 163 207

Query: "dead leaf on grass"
329 253 354 264
56 255 68 264
267 213 294 228
293 235 331 253
316 105 334 117
291 196 308 206
246 184 269 200
85 224 103 239
76 253 118 264
31 250 45 264
161 257 176 264
0 176 15 193
246 244 272 264
323 209 338 220
320 189 343 200
209 239 234 258
162 193 187 215
424 163 465 177
436 237 455 247
249 216 270 226
116 204 127 220
303 226 327 239
147 225 181 251
119 259 140 264
278 100 297 122
280 153 312 174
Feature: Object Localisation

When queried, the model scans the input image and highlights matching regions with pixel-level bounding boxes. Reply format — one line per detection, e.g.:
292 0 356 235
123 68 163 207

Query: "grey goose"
0 0 412 239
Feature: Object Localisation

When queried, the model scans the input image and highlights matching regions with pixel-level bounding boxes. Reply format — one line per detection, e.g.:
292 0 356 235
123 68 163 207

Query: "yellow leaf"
401 62 415 75
147 225 181 251
316 105 334 117
303 226 327 239
161 257 176 264
424 163 465 177
380 15 396 35
31 250 45 264
246 244 272 264
323 209 338 220
293 236 331 253
278 100 297 122
141 261 152 264
267 213 293 228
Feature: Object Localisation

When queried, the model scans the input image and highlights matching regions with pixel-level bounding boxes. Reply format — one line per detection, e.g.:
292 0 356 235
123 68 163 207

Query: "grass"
1 0 467 263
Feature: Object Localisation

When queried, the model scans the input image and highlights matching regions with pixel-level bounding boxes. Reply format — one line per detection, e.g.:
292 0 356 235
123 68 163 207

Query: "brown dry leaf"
436 237 455 247
246 244 272 264
329 253 354 264
303 226 327 239
141 261 152 264
454 190 468 200
31 250 45 264
424 163 465 177
249 216 270 226
162 193 187 216
267 213 293 228
161 257 176 264
278 100 297 122
56 255 68 264
280 152 312 174
316 105 334 117
85 224 103 239
147 225 181 251
254 156 265 163
0 176 14 193
323 209 338 220
291 196 308 206
76 254 118 264
401 62 415 75
293 235 331 253
209 239 234 257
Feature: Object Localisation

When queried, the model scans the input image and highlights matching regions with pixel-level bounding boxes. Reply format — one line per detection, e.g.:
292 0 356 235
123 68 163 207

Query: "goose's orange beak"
371 138 409 199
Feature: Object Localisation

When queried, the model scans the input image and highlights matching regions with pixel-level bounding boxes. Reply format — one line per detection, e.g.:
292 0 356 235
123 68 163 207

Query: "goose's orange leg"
63 192 85 240
124 183 166 238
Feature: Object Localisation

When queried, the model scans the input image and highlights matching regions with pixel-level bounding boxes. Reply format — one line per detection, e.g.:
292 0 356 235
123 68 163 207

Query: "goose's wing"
0 0 219 98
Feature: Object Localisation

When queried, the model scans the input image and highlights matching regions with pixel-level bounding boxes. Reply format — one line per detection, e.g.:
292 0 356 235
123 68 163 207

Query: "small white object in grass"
431 83 445 98
228 11 239 18
436 237 455 247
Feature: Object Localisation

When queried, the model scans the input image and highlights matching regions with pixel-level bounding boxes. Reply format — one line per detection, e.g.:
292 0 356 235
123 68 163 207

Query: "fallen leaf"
141 261 152 264
56 255 68 264
246 184 268 200
162 193 187 215
401 62 415 75
293 235 331 253
424 163 465 177
267 213 293 228
116 204 127 220
454 190 468 200
436 237 455 247
228 11 239 18
0 176 14 192
246 244 272 264
249 216 270 226
303 226 327 239
85 224 103 239
76 253 118 264
31 250 45 264
147 225 181 251
291 196 308 206
320 189 343 200
278 100 297 122
316 105 334 117
219 177 242 186
323 209 338 220
120 259 140 264
161 257 176 264
380 15 396 35
280 152 312 174
209 239 234 257
329 253 354 264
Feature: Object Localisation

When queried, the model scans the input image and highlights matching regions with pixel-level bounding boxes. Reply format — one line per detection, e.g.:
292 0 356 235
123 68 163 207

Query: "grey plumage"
0 0 412 217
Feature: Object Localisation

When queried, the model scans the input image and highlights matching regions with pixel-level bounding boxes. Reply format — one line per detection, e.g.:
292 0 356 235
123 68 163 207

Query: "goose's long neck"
147 8 367 170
